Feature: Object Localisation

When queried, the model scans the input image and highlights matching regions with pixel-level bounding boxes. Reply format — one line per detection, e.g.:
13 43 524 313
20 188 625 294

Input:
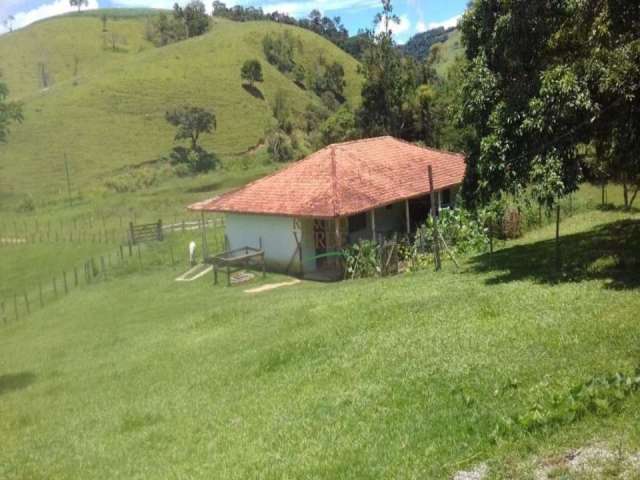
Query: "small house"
189 136 466 277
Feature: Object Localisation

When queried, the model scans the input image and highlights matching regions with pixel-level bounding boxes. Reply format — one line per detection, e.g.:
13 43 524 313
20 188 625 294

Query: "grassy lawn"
1 207 638 479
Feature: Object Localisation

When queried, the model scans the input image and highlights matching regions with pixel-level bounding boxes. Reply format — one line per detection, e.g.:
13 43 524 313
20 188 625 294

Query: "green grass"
433 29 464 77
0 14 362 209
1 206 638 479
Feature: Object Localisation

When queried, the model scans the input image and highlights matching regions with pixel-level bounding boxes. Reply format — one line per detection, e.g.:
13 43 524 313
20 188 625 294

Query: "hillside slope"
0 14 362 202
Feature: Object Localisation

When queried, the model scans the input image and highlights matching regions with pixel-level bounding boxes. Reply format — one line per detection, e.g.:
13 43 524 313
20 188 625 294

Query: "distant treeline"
400 26 455 61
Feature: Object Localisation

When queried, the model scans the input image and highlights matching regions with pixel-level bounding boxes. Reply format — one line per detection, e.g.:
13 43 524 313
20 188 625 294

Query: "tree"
173 1 209 38
0 81 24 144
69 0 88 12
240 59 263 87
3 15 15 33
357 0 417 138
165 106 216 151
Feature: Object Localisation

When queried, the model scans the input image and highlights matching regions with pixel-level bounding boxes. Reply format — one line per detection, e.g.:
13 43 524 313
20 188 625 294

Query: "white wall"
225 213 302 272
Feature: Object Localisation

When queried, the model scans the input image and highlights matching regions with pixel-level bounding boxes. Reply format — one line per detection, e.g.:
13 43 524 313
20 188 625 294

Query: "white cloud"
416 19 426 33
261 0 377 17
427 14 461 30
0 0 100 33
374 13 411 40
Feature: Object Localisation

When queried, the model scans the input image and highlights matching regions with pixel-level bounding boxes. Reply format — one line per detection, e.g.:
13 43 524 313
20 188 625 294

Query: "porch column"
405 199 411 234
370 209 376 241
335 217 342 249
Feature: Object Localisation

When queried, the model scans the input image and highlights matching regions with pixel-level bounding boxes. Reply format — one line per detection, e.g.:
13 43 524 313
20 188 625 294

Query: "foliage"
417 208 489 257
168 145 220 173
104 167 162 192
165 106 218 173
146 1 209 46
266 130 294 162
240 59 263 87
262 31 297 74
69 0 88 12
307 56 346 103
319 104 358 146
15 194 36 213
271 89 292 133
491 369 640 441
0 81 23 144
173 1 210 38
214 3 349 52
165 106 216 151
343 240 381 279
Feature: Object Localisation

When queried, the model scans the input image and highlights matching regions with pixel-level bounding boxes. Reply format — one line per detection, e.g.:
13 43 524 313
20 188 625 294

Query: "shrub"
343 240 381 279
267 130 294 162
16 194 36 213
104 168 160 193
262 32 296 73
417 208 489 257
240 59 263 87
169 146 219 173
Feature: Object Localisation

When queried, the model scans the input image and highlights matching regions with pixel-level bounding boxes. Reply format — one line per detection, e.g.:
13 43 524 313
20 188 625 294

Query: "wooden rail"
129 220 163 245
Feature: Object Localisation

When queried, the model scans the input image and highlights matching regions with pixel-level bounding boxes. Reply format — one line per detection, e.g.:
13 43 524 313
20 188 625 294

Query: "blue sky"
0 0 468 43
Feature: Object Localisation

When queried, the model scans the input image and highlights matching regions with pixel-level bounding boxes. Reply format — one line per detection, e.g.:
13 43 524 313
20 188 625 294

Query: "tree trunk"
623 182 629 209
630 184 639 209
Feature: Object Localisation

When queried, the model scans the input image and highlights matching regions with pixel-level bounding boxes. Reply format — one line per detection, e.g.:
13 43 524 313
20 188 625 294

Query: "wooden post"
128 239 133 257
119 244 124 261
74 267 79 287
129 222 135 245
405 199 411 235
370 209 376 241
428 165 441 271
213 264 218 285
201 212 208 262
137 244 142 268
53 277 58 297
555 203 561 275
262 253 266 278
100 256 106 276
23 292 30 315
157 219 163 241
63 271 68 294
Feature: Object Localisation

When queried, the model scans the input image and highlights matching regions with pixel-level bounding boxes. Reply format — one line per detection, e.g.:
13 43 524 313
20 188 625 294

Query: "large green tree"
0 81 23 144
165 106 216 151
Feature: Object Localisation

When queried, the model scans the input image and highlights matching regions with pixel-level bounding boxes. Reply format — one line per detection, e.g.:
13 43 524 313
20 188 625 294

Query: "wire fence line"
0 219 226 327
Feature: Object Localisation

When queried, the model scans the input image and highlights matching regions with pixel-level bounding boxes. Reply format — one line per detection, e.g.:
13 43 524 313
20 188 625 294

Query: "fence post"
23 292 30 315
63 271 68 294
100 256 106 277
128 239 133 257
157 219 163 241
119 245 124 261
53 277 58 297
129 222 135 245
74 267 79 287
137 244 142 269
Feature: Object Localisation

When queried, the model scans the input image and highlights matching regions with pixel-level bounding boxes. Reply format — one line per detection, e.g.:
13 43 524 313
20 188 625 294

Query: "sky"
0 0 467 43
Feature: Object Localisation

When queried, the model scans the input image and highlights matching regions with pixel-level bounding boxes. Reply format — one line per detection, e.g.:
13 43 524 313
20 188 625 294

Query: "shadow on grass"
0 372 36 395
242 84 264 100
470 219 640 289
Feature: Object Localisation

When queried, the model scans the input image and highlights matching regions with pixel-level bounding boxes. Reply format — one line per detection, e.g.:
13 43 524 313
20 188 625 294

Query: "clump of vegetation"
490 369 640 441
343 240 381 279
146 1 209 47
104 167 162 193
165 105 219 173
307 55 346 104
0 80 23 144
15 194 36 213
240 59 263 87
262 31 298 74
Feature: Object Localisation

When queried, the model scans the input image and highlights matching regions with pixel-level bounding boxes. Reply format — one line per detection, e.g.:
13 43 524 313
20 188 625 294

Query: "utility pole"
428 165 441 271
64 153 73 207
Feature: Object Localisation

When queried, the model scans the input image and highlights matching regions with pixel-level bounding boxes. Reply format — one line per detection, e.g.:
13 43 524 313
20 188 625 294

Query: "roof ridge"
325 135 392 148
390 136 466 157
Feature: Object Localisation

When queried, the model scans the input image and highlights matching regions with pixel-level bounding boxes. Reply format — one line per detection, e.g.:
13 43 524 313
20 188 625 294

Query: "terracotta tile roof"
189 136 466 218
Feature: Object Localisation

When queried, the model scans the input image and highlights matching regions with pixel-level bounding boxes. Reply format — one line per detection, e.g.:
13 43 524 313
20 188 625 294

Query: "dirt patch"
534 445 640 479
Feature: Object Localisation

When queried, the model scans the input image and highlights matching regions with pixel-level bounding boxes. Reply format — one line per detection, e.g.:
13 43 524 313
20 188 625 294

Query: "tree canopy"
165 106 216 151
240 60 263 87
0 81 23 144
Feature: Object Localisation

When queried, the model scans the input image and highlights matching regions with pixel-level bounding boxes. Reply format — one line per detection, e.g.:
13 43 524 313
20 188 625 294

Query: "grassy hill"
0 12 362 210
0 201 639 478
432 29 464 77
